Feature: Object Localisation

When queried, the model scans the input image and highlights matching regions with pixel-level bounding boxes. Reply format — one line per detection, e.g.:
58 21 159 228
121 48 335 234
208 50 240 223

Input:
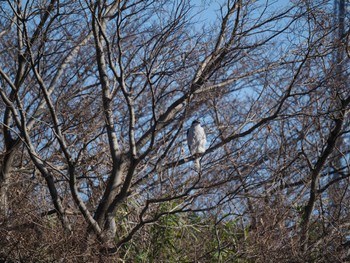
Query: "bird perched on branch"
187 120 206 171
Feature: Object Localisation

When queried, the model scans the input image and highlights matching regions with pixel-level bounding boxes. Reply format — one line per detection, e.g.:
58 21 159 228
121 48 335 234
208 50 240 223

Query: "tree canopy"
0 0 350 262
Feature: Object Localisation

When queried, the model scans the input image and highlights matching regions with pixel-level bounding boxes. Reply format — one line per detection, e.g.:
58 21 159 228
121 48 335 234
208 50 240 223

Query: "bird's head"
192 120 200 125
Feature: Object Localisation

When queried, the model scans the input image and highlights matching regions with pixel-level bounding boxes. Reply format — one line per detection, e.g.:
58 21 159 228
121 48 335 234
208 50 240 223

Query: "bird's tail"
194 157 201 172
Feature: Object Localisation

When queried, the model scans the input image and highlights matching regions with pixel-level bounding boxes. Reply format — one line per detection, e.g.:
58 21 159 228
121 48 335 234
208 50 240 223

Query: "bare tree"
1 0 350 261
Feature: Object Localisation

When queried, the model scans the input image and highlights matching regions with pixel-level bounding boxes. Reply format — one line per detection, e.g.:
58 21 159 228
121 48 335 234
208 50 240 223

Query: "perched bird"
187 120 207 171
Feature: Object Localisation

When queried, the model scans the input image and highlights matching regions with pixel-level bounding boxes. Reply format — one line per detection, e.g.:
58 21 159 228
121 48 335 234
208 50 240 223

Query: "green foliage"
115 201 250 262
142 202 197 262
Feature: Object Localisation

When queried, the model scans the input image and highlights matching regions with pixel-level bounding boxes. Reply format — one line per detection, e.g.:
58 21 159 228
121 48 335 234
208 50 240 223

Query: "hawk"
187 120 207 171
